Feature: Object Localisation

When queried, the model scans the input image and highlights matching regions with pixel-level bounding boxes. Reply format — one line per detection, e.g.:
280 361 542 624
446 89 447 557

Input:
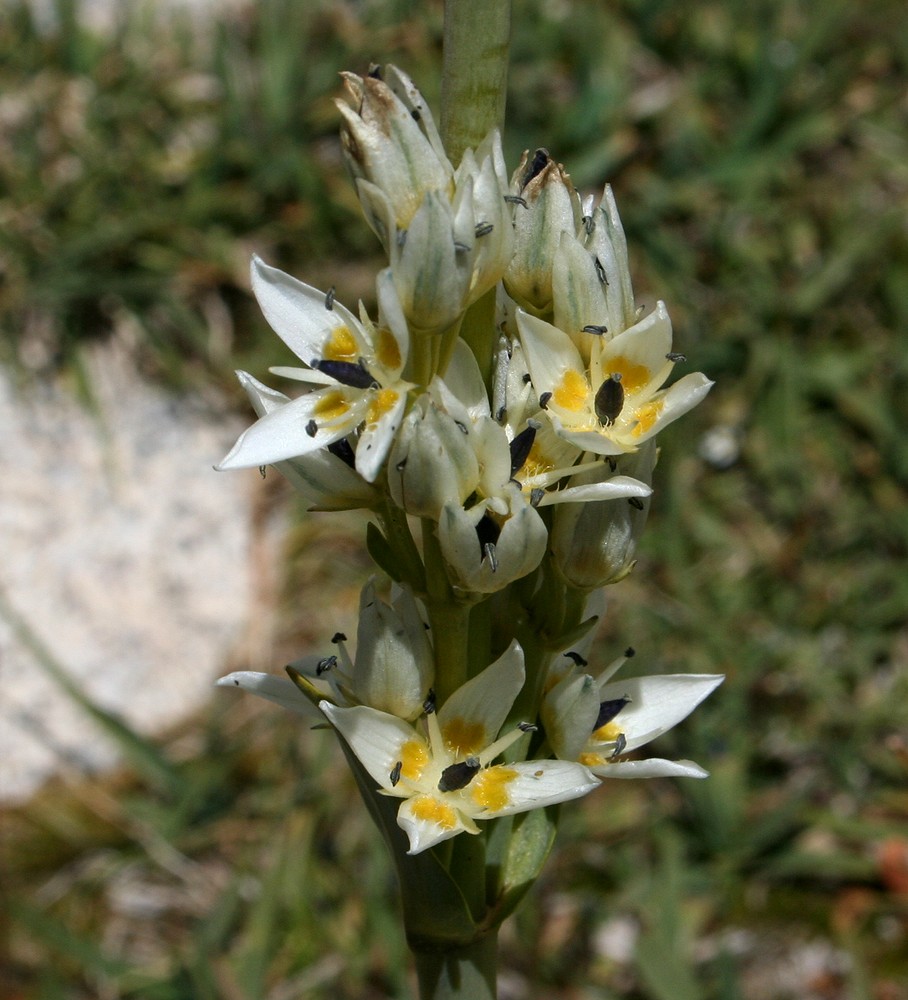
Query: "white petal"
629 373 714 445
216 390 364 470
465 760 599 818
517 310 586 397
250 255 363 363
216 671 319 719
597 674 724 752
438 641 525 750
353 387 409 482
439 339 492 421
591 757 709 779
538 474 652 506
601 301 673 395
320 702 424 792
397 794 478 854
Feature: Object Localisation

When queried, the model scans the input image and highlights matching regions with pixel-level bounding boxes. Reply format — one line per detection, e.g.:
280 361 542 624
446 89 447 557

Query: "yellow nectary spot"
323 326 358 362
592 720 622 743
520 441 553 482
442 717 486 757
375 327 402 373
607 355 651 394
411 794 458 829
470 766 517 811
631 399 663 437
578 751 606 767
313 389 351 421
400 739 429 781
366 388 399 427
552 368 588 413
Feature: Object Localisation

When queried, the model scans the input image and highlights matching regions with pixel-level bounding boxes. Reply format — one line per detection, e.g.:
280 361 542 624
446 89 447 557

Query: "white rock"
0 343 254 802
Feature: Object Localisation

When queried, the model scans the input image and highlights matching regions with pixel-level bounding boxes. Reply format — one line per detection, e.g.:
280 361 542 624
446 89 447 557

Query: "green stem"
421 519 470 705
413 931 498 1000
440 0 512 162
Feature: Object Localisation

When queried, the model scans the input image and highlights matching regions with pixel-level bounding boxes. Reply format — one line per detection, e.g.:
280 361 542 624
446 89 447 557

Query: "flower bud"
387 393 480 519
551 440 657 588
503 149 581 315
351 580 433 720
553 185 637 353
438 484 547 594
336 66 453 239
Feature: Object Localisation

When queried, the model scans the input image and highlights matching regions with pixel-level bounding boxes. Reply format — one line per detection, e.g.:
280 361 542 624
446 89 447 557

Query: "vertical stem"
413 931 498 1000
421 519 470 705
440 0 512 162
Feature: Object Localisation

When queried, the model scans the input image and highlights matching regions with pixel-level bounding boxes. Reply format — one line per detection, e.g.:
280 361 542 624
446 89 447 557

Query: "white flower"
217 256 413 482
518 303 713 456
321 642 600 853
218 581 433 722
542 651 723 779
230 371 378 511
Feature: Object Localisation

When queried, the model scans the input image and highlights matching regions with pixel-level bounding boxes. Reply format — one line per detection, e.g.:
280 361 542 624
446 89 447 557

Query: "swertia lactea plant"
215 60 722 1000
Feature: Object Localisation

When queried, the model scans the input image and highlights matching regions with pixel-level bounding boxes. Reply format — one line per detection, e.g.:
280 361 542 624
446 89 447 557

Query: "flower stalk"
214 5 722 997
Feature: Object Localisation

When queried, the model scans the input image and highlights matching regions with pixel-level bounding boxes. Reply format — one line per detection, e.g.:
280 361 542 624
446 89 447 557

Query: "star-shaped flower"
542 650 723 778
321 642 599 854
518 304 713 456
217 256 414 482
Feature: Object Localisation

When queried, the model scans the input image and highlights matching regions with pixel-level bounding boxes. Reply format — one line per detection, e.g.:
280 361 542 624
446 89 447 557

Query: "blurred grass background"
1 0 906 997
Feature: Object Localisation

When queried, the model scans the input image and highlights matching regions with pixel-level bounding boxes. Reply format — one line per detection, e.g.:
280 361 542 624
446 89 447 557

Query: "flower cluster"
217 66 722 855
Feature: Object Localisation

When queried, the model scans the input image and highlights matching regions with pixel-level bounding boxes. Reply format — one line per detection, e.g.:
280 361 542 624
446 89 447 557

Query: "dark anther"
582 324 608 336
509 424 537 476
628 496 645 510
595 696 631 730
594 257 608 284
609 732 627 759
332 632 348 643
625 646 636 658
313 358 376 390
564 650 588 667
410 107 421 122
316 655 337 676
606 456 617 472
390 761 403 786
397 228 408 247
368 64 382 79
306 419 318 438
518 722 538 732
522 372 532 384
423 689 436 715
594 373 624 425
438 757 481 792
483 542 499 572
495 405 507 423
539 391 552 409
476 513 501 558
325 286 336 311
530 487 545 507
327 437 356 469
259 465 267 479
522 148 550 188
583 214 594 236
396 459 407 472
475 222 494 238
454 420 469 435
666 352 686 363
504 194 528 208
